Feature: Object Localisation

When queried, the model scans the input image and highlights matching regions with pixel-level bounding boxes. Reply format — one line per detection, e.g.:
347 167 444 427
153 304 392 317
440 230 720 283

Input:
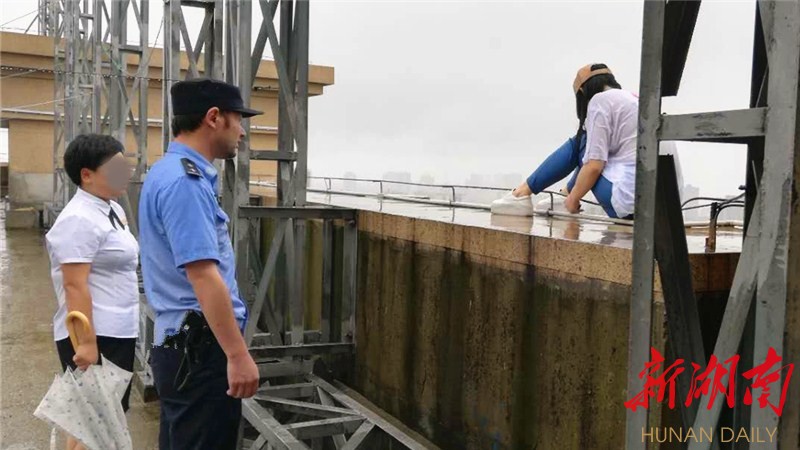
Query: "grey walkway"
0 202 160 449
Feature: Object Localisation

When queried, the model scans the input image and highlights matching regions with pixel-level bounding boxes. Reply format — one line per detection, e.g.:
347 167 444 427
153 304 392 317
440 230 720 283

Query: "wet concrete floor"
0 202 160 449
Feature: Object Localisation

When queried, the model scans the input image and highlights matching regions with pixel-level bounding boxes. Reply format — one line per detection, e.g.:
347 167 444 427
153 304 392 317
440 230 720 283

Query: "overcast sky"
1 0 757 196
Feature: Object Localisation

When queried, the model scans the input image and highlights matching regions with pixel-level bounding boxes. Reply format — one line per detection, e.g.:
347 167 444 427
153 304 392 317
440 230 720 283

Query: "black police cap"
170 78 263 118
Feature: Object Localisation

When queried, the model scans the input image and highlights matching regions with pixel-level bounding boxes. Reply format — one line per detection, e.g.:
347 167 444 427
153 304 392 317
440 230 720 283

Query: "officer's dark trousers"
151 341 242 450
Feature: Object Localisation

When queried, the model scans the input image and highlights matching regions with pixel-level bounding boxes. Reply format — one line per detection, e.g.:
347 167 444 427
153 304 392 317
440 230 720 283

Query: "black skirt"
55 336 137 411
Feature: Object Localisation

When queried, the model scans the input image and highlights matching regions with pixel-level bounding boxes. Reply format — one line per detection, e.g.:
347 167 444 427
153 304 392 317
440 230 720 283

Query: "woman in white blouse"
45 134 139 450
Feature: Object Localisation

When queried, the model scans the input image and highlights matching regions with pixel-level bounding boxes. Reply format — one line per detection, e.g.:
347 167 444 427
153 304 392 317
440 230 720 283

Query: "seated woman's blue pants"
525 135 620 218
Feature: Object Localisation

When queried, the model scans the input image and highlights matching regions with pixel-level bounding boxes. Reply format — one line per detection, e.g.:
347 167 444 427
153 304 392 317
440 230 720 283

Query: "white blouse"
46 188 140 341
582 89 639 217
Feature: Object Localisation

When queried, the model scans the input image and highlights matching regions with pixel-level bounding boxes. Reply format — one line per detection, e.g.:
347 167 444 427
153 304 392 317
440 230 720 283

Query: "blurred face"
81 152 132 199
211 110 245 159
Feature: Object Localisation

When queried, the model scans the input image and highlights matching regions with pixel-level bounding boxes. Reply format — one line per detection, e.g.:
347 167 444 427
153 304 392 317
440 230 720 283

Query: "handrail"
250 180 744 230
306 176 602 207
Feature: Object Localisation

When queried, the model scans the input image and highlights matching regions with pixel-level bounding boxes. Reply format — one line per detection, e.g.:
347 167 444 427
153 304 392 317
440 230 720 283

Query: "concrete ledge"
359 210 738 293
8 172 52 208
4 206 39 229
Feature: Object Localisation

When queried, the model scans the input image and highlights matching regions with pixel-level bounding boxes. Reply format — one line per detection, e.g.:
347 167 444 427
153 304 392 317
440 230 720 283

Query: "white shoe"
490 191 533 216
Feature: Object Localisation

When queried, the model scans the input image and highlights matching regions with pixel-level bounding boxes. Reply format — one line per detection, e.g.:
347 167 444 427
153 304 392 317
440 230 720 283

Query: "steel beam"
263 0 307 152
246 221 288 345
239 206 357 221
659 108 767 142
242 399 309 450
687 205 761 450
252 331 321 347
50 0 68 217
257 359 315 379
221 0 239 217
254 396 360 418
274 0 295 330
654 155 706 430
135 0 150 182
746 2 767 230
283 216 300 345
162 0 181 153
626 1 665 448
283 417 364 441
251 0 280 86
91 0 103 134
38 0 51 35
318 387 347 449
321 219 334 343
291 218 307 345
342 220 357 344
294 0 309 205
258 383 318 400
751 1 800 446
251 150 298 161
661 0 701 96
250 343 353 360
309 375 436 450
289 1 311 347
233 0 255 308
341 422 375 450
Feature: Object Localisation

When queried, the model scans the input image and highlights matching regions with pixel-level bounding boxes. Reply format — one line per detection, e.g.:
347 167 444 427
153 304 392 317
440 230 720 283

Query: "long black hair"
574 63 621 142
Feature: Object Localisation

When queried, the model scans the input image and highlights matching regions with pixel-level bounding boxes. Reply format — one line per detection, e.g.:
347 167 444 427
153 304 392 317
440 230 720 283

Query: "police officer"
138 78 262 450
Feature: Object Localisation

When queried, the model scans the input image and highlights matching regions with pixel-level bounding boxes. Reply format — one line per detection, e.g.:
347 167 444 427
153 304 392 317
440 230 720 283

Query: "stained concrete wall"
349 213 736 450
355 238 627 449
6 119 54 205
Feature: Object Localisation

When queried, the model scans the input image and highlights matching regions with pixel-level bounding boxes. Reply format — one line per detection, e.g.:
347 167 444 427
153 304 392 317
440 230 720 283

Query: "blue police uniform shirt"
139 142 247 345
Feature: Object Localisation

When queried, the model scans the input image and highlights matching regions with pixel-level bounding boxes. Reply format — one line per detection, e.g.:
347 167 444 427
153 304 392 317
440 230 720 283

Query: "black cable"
683 201 744 212
0 10 39 29
714 202 745 217
1 62 278 86
682 192 745 210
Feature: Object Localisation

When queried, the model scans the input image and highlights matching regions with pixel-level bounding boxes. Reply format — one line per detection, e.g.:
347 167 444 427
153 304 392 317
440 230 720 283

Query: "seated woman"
491 63 637 219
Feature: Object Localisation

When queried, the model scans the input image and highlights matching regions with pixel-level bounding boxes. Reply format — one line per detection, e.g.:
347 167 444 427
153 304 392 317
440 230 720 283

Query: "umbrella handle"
66 311 92 350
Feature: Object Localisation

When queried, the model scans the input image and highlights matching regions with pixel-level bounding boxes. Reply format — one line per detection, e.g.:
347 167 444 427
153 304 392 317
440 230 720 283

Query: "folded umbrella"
34 311 133 450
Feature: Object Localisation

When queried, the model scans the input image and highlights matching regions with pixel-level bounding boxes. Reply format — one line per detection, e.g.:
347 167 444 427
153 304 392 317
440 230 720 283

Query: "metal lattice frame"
45 0 432 445
50 0 101 217
133 0 225 398
161 0 224 154
224 1 358 447
38 0 53 35
221 1 435 448
626 1 800 450
108 0 150 186
47 0 149 222
49 0 66 217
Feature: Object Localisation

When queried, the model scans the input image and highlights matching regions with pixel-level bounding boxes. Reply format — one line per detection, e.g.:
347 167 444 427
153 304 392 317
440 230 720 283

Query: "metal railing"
250 176 745 231
307 175 602 208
